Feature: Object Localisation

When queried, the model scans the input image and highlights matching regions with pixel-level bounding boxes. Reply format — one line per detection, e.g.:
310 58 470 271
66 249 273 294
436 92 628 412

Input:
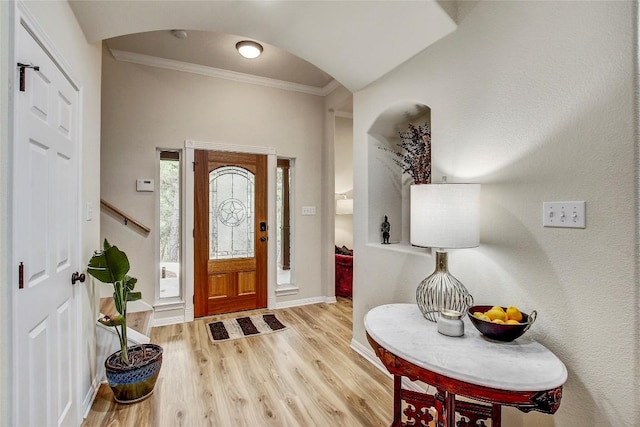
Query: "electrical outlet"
543 201 586 228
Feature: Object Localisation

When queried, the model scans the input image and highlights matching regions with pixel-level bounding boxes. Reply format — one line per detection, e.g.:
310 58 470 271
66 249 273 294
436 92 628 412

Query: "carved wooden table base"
367 333 563 427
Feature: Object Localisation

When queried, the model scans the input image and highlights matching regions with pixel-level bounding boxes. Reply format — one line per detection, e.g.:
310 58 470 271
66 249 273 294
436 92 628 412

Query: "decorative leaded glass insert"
209 166 255 260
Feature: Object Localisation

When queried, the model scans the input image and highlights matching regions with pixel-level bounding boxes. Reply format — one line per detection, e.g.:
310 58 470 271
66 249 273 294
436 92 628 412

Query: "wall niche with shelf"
367 102 431 249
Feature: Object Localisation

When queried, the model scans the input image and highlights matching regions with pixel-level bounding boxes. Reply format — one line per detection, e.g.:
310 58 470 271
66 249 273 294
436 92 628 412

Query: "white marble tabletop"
365 304 568 392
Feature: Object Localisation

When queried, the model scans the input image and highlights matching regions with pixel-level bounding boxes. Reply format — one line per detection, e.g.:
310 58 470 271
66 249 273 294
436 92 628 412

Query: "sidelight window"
159 150 182 300
277 159 292 285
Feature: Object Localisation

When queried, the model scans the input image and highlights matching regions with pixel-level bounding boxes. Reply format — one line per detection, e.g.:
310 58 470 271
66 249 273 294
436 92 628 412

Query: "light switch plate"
301 206 316 216
543 201 586 228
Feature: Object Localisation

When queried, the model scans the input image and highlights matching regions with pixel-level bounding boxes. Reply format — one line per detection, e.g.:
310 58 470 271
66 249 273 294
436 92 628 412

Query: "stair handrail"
100 199 151 234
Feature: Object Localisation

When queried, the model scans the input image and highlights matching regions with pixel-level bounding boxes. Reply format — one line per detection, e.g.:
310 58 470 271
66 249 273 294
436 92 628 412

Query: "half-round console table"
365 304 567 427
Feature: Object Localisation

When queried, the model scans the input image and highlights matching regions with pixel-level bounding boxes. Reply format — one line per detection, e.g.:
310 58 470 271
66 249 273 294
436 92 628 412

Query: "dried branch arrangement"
380 122 431 184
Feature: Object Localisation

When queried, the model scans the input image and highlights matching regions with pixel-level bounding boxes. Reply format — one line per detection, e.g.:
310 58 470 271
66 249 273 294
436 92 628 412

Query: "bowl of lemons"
468 305 537 342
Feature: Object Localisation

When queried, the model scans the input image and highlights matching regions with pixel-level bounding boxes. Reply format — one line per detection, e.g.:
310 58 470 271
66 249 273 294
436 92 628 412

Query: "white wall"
335 115 353 248
2 0 103 422
353 2 638 426
101 50 327 311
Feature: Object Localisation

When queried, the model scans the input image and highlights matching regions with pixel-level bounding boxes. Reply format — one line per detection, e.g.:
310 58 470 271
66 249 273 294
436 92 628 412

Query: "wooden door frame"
8 4 84 425
184 140 277 322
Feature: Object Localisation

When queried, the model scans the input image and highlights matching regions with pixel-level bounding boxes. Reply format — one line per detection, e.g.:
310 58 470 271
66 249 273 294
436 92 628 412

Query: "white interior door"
13 21 81 427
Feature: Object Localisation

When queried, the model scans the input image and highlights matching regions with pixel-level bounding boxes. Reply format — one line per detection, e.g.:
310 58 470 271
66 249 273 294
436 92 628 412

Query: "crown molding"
110 49 341 97
322 79 342 96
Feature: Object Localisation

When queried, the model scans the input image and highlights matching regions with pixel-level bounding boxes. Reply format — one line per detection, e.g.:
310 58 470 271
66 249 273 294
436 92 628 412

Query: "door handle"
71 272 85 285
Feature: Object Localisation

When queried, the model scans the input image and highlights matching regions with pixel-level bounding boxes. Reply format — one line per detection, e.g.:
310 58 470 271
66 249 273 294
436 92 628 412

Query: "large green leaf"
113 287 125 315
87 239 130 284
103 244 130 281
127 292 142 302
97 314 125 327
86 251 113 283
123 276 137 291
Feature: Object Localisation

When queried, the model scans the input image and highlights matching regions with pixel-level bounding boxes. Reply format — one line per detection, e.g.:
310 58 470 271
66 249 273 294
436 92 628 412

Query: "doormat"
206 313 287 343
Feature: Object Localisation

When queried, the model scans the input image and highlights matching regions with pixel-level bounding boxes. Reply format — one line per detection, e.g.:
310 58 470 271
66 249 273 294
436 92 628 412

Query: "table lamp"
410 182 480 321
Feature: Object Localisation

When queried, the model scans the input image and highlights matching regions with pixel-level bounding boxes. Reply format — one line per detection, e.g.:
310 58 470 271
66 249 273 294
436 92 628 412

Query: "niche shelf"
367 101 431 250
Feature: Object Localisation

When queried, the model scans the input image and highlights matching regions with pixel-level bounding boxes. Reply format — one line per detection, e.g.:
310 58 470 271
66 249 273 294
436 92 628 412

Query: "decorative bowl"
467 305 537 342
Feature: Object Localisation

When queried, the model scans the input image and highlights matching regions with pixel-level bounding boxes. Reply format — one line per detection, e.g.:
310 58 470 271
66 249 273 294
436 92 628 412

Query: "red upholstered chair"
335 253 353 298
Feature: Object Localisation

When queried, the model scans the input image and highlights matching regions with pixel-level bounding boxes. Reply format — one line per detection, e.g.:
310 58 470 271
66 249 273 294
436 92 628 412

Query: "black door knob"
71 272 86 285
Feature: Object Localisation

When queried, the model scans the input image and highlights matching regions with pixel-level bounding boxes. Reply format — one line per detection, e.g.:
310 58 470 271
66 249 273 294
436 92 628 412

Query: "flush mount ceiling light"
171 30 188 39
236 40 263 59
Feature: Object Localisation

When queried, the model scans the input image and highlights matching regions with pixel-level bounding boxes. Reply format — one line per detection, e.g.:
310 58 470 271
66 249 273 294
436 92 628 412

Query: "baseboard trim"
275 285 299 297
275 295 336 309
350 338 387 373
82 374 102 419
151 315 185 328
350 338 426 393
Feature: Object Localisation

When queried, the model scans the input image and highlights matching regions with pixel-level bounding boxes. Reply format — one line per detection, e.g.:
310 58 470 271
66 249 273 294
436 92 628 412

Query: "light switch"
301 206 316 216
543 201 586 228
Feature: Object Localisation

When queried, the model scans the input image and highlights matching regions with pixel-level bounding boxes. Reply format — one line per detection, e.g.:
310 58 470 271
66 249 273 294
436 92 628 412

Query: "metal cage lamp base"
416 250 474 322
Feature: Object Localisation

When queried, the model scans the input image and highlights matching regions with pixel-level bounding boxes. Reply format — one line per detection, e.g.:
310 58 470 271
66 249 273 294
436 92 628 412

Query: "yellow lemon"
486 309 506 322
476 314 490 322
491 305 506 313
506 306 523 322
492 319 505 324
505 319 521 325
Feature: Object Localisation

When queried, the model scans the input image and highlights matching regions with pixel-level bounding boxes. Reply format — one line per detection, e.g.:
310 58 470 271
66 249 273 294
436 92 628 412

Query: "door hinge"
18 262 24 289
17 63 40 92
193 161 196 172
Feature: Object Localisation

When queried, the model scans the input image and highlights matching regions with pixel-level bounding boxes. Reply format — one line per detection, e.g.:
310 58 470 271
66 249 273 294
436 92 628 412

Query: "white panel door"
13 21 80 427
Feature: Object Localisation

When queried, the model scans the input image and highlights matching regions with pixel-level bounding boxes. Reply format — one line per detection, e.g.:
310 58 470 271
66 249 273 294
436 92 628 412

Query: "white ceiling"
105 30 336 89
69 1 458 92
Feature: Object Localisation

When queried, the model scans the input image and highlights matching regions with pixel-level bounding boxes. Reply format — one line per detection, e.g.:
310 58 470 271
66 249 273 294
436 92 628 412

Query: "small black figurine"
381 215 391 244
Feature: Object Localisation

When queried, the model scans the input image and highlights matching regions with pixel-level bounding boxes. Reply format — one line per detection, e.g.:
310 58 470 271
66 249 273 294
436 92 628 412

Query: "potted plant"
87 239 163 403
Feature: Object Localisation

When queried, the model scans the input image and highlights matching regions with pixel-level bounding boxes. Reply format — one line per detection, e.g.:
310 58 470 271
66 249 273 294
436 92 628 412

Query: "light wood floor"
82 298 394 427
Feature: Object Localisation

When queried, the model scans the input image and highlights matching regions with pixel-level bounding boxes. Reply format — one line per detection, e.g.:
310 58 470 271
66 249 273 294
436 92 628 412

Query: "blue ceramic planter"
105 343 163 403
